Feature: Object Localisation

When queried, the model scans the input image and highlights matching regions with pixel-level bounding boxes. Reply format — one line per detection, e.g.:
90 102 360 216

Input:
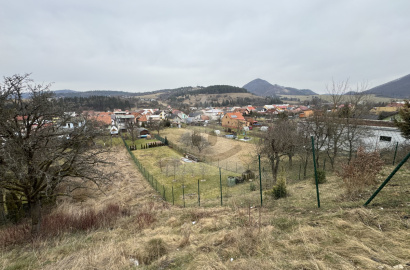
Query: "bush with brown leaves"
338 147 384 196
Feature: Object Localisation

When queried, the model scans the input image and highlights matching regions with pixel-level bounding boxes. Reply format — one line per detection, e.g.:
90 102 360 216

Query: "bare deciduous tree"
148 120 164 135
259 119 301 183
0 74 113 234
317 79 370 168
326 78 349 109
179 131 210 155
343 82 371 161
127 119 138 145
191 131 210 153
301 113 328 168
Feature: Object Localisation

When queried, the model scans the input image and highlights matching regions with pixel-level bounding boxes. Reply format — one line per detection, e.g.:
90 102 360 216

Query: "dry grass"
279 94 393 104
161 128 258 169
0 145 409 270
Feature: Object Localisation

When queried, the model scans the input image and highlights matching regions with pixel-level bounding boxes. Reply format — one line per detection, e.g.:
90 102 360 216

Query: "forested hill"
363 73 410 98
194 85 248 95
57 96 133 111
243 78 317 96
158 85 249 99
53 90 142 98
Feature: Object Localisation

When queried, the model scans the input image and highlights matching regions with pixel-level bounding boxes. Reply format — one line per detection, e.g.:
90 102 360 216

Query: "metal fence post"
365 151 410 206
259 154 263 207
198 179 200 207
311 136 320 208
393 142 399 165
182 184 185 208
219 167 222 206
172 185 174 205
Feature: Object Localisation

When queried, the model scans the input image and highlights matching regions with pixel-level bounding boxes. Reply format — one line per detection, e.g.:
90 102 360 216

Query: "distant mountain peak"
243 79 317 96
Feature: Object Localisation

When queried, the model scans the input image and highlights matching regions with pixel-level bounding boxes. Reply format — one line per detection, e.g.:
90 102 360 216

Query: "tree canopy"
57 95 133 111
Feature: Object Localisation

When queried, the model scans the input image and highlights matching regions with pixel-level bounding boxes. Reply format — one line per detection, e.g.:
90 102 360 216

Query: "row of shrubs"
128 141 166 150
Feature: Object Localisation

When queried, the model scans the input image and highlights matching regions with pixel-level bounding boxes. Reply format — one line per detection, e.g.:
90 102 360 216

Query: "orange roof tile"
94 113 112 125
225 112 245 120
138 115 148 122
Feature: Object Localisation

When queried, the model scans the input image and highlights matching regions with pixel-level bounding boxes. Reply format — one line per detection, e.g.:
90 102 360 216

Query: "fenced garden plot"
155 131 315 186
184 124 263 145
129 145 266 207
158 127 410 207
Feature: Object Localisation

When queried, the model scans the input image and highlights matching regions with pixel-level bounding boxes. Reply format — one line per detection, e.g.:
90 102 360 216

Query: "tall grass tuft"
141 238 168 265
0 203 129 248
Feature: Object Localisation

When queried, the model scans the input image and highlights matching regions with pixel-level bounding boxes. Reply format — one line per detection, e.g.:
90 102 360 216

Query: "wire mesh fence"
122 128 409 208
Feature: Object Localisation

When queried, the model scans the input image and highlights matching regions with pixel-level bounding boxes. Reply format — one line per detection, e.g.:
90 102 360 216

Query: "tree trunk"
0 189 5 225
348 140 353 163
273 153 280 183
303 155 308 179
270 156 276 184
288 154 293 168
30 199 42 235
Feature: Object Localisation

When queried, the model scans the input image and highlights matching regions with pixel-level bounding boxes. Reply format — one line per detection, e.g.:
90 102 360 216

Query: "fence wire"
122 131 409 208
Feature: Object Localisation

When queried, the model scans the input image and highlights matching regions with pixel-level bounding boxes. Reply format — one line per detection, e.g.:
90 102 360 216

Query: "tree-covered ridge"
57 96 133 111
54 90 140 98
363 73 410 98
163 85 248 99
194 85 248 95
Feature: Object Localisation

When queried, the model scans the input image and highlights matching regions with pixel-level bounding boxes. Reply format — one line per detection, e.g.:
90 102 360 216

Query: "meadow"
0 128 409 269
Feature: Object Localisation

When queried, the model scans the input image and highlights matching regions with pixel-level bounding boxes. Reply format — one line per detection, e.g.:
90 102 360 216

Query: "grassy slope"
279 94 394 104
1 138 409 270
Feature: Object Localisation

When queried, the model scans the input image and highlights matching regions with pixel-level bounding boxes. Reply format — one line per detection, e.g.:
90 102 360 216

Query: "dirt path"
82 146 160 209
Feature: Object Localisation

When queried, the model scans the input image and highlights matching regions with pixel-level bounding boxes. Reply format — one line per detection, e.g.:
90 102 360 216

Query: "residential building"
221 112 246 130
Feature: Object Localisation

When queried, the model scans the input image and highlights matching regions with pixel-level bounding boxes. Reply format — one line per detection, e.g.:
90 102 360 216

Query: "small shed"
137 128 150 137
110 126 119 135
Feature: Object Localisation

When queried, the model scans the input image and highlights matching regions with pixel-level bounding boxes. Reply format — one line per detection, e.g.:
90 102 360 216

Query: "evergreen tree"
395 100 410 139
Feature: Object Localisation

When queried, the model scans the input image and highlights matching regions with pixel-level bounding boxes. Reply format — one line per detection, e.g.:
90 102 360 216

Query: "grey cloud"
1 0 410 93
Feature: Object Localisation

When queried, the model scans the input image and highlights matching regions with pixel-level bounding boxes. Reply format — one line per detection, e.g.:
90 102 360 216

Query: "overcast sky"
1 0 410 94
